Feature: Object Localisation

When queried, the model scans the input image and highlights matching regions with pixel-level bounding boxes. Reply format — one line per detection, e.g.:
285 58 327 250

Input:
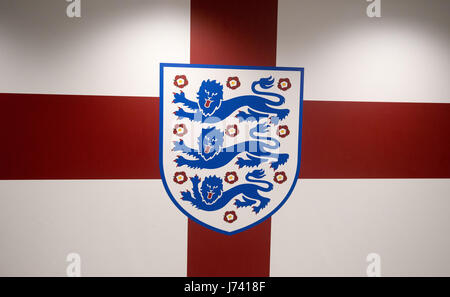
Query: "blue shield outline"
159 63 304 235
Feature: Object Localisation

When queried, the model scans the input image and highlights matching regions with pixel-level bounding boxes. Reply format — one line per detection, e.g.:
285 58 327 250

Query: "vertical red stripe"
187 0 278 277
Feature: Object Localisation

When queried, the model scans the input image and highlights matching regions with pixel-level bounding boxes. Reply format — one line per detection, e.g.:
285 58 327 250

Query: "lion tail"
251 76 285 106
245 169 273 192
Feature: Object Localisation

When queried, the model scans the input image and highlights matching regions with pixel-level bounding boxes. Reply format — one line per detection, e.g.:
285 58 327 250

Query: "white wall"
277 0 450 102
271 179 450 276
0 180 187 276
272 0 450 276
0 0 190 276
0 0 190 96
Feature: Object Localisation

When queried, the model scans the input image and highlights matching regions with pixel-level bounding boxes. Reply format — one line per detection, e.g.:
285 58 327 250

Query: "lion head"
200 175 224 205
198 127 224 161
197 79 223 116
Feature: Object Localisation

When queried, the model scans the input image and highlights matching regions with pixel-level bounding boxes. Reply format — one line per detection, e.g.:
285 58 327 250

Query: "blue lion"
181 169 273 214
173 77 289 124
173 123 289 170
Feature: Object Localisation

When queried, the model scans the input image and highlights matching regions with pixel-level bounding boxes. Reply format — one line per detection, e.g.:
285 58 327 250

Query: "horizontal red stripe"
0 94 449 179
301 100 450 178
0 93 159 179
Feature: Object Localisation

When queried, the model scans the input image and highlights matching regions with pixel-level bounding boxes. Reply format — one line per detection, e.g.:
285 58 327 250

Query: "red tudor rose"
226 77 241 90
277 78 291 91
174 75 188 88
225 124 239 137
224 211 238 223
173 123 188 137
274 171 288 184
173 171 188 184
277 125 290 138
225 171 239 184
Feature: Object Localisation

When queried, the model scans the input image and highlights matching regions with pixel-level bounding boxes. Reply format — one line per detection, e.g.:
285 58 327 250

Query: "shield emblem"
159 63 304 235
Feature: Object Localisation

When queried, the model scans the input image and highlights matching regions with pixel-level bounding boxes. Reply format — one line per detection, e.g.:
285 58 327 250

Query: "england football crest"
160 63 304 235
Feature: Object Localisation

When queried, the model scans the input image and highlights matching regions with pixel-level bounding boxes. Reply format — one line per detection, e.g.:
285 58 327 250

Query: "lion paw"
174 155 187 167
180 190 193 201
190 175 201 184
236 157 260 168
172 139 185 151
174 108 191 119
269 116 280 125
277 109 290 121
173 91 186 104
234 198 256 208
252 198 270 214
270 154 289 170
